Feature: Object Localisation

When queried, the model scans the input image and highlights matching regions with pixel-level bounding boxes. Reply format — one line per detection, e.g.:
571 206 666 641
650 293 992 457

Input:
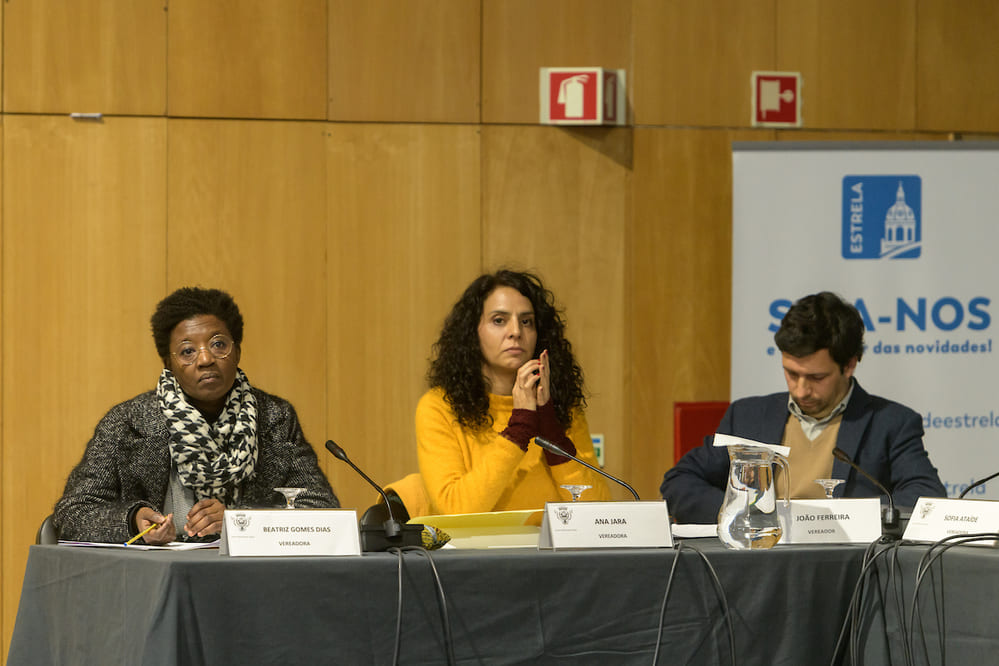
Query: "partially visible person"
416 269 610 514
55 287 338 544
661 291 945 524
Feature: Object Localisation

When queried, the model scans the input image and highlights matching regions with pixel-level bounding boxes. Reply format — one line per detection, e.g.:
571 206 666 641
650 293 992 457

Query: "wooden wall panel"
0 121 4 659
777 130 946 142
482 0 632 124
168 0 327 120
634 0 775 127
631 128 774 494
916 0 999 133
3 0 166 114
481 125 631 496
6 2 999 660
0 1 4 109
326 124 481 511
166 119 329 483
1 116 167 658
777 0 916 131
328 1 481 123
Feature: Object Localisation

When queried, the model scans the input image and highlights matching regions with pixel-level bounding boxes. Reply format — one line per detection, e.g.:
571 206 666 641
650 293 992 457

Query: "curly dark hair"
774 291 864 368
150 287 244 362
427 269 586 430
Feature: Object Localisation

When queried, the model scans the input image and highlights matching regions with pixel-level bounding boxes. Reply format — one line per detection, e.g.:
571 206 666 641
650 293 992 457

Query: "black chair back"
360 489 411 527
36 514 58 545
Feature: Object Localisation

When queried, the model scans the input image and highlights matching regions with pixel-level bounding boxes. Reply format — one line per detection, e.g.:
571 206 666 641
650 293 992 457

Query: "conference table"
9 537 999 665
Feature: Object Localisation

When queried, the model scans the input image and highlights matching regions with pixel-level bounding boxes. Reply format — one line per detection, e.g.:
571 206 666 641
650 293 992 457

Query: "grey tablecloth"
10 541 874 665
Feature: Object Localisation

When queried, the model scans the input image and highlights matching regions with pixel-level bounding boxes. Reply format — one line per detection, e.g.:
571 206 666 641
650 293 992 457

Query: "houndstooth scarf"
157 367 258 506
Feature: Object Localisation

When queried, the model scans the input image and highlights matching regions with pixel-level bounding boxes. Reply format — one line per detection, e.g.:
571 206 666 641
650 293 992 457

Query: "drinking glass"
274 487 306 509
560 484 591 502
813 478 845 499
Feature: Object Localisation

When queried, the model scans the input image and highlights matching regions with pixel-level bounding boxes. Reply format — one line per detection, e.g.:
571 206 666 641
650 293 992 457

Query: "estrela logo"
842 175 922 260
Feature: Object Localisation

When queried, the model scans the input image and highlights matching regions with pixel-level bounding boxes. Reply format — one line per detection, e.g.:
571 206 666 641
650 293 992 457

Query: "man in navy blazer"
661 292 946 525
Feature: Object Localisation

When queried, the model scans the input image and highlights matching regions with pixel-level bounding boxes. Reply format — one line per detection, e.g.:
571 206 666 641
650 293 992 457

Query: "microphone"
325 440 424 551
832 447 900 531
958 471 999 499
534 436 641 501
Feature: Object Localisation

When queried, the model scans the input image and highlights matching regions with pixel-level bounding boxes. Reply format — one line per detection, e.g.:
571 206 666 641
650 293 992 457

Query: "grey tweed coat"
54 387 339 543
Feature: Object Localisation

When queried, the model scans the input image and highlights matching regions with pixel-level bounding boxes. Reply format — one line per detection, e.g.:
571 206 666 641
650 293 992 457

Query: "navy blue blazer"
660 382 946 524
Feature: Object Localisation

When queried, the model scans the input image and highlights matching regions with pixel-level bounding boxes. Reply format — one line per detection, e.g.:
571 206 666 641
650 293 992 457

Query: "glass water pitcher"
717 445 790 550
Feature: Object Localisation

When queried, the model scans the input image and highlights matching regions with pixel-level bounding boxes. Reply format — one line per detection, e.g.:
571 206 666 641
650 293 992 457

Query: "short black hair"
774 291 864 367
150 287 244 361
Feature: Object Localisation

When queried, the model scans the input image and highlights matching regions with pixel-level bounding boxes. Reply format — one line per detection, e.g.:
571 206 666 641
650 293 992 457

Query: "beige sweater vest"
776 413 842 499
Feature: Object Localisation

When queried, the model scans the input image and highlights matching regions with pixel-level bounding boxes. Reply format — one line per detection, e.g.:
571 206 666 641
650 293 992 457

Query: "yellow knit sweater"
415 388 611 514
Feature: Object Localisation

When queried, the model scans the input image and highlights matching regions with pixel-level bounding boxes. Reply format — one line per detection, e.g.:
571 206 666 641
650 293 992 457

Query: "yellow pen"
124 521 162 546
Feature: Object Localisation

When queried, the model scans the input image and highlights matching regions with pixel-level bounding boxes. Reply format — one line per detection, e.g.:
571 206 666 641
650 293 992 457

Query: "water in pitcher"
717 445 790 550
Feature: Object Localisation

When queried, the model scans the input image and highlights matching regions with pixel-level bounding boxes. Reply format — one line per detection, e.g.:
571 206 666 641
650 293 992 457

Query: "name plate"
903 497 999 545
778 498 882 544
539 501 672 550
220 509 361 557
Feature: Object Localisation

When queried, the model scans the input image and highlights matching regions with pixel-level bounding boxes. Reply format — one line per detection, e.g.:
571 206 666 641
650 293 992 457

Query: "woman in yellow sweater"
416 269 610 514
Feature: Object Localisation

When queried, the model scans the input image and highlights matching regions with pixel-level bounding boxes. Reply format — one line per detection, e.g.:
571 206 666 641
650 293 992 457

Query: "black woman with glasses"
54 287 338 544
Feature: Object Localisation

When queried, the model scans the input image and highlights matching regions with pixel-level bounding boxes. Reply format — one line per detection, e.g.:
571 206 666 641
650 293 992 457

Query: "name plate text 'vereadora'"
539 501 672 550
777 498 883 544
220 509 361 557
903 497 999 546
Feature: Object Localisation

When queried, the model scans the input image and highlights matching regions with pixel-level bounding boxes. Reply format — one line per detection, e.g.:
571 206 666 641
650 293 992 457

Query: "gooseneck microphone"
325 439 401 537
958 471 999 499
832 447 900 530
534 436 641 500
325 439 426 551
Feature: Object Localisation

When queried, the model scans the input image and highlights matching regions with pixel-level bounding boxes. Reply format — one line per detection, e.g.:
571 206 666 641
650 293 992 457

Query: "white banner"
732 143 999 499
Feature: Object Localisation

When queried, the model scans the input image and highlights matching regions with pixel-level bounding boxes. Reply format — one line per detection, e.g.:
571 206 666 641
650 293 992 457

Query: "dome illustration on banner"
880 182 920 258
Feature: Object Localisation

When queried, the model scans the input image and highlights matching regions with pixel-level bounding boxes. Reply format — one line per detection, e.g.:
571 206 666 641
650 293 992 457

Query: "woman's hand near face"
135 507 176 545
185 498 226 537
536 350 550 406
512 359 542 410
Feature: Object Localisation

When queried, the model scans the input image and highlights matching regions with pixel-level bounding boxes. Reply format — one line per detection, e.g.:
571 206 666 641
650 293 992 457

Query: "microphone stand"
959 470 999 499
534 437 641 501
325 440 424 551
832 447 901 536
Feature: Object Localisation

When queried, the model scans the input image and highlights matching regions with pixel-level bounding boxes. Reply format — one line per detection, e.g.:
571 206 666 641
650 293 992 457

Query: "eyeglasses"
171 335 235 366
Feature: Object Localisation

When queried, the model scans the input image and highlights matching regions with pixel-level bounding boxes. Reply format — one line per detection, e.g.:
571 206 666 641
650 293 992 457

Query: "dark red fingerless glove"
538 401 577 465
501 408 540 451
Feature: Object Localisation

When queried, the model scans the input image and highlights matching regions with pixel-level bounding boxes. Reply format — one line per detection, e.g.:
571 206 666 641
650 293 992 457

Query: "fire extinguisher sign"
540 67 627 126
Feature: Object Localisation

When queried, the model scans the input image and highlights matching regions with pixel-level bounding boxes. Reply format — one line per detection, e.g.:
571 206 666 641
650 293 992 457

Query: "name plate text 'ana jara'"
539 501 672 550
220 509 361 556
